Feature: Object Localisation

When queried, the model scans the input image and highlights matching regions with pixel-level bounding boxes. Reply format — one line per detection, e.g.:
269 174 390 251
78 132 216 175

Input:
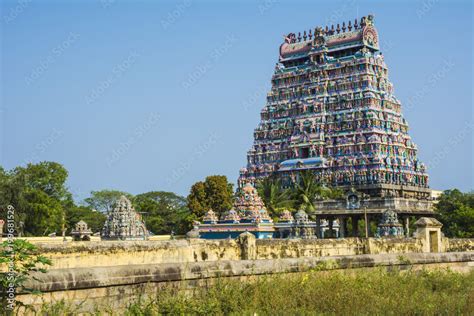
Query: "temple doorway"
429 230 439 252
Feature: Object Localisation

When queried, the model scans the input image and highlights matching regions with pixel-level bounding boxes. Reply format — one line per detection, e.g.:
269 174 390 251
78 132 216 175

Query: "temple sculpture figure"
275 210 313 239
238 15 434 238
197 183 274 239
376 210 404 237
101 195 148 241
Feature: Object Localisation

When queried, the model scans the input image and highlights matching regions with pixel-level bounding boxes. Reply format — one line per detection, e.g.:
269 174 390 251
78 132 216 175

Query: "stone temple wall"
11 236 474 313
444 238 474 252
29 237 473 270
33 239 241 269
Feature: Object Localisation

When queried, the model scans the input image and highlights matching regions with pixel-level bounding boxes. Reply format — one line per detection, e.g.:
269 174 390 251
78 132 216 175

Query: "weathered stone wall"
18 235 172 244
17 252 474 314
365 237 424 254
34 239 240 269
29 237 456 270
7 236 474 314
256 238 425 259
445 238 474 252
256 238 365 259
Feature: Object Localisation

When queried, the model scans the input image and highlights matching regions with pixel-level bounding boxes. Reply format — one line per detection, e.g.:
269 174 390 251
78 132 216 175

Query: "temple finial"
308 29 312 40
336 23 341 34
342 22 346 32
348 20 352 31
354 18 358 29
303 30 307 41
297 32 302 42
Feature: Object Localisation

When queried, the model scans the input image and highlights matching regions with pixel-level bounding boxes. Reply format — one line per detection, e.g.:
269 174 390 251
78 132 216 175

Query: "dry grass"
121 268 474 315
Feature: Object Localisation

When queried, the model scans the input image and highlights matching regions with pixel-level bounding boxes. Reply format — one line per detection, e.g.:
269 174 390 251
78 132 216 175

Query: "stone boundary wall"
7 236 474 313
12 235 173 244
18 251 474 313
444 238 474 252
29 237 474 270
33 239 240 269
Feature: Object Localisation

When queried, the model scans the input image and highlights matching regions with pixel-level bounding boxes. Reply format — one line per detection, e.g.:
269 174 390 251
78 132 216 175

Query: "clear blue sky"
1 0 472 201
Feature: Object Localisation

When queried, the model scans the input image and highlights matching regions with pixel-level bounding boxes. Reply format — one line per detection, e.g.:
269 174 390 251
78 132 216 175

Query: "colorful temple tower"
198 184 274 239
239 15 434 237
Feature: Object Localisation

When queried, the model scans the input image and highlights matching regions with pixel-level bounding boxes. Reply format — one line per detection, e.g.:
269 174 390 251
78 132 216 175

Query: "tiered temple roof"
239 15 429 194
198 183 274 239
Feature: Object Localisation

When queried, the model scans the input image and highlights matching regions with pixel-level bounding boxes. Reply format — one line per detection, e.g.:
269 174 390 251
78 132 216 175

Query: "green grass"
37 268 474 315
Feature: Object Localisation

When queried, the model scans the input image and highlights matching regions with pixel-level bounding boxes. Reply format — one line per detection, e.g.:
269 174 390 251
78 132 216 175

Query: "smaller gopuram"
101 195 148 241
198 184 274 239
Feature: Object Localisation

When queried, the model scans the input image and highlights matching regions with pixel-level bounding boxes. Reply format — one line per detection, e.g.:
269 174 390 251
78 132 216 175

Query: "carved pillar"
405 216 410 237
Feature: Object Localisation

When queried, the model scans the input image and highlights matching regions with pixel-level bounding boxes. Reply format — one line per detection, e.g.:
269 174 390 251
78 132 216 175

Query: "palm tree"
291 170 329 212
256 176 295 217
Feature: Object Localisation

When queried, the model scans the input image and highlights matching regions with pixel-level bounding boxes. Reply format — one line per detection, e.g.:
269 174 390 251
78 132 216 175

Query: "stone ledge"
24 252 474 293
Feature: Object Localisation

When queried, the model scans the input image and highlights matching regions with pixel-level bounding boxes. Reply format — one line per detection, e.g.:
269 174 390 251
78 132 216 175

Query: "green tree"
204 176 234 217
84 190 133 213
18 162 70 201
22 189 64 236
436 189 474 238
65 206 106 234
289 170 345 213
187 175 234 219
0 167 10 207
291 170 327 212
256 176 295 217
133 191 191 235
187 182 208 218
0 162 72 236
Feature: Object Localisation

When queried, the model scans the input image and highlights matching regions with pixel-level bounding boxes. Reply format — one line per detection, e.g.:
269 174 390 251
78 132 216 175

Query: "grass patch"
37 269 474 315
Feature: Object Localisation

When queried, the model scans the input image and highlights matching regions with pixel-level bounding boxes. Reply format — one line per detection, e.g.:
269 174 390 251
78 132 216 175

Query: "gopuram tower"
239 15 434 236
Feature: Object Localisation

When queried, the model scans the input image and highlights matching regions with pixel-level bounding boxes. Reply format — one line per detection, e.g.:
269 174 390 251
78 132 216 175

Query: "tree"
0 162 72 236
17 162 70 201
133 191 191 235
204 176 234 216
186 182 208 218
289 170 346 213
187 175 234 219
435 189 474 238
291 170 328 212
256 176 295 217
22 189 64 236
84 190 133 213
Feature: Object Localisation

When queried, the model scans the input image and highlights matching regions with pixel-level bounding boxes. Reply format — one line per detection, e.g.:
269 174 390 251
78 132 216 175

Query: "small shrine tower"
101 196 148 241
